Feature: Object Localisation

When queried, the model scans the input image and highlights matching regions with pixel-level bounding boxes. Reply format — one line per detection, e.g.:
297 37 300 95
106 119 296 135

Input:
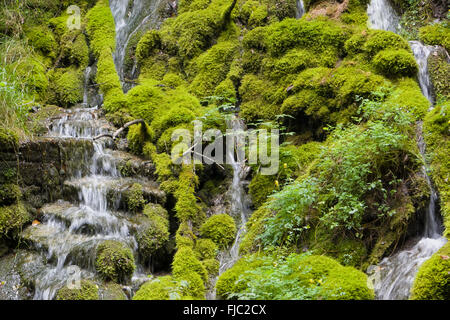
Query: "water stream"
367 0 447 300
295 0 305 19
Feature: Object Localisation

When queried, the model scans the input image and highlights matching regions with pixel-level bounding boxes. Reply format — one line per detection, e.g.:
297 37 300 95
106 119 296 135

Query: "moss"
0 127 19 151
95 240 136 283
411 241 450 300
189 40 239 97
239 206 270 255
100 282 127 300
363 29 410 56
136 203 170 259
202 258 220 275
60 30 90 68
12 55 49 98
135 30 161 62
248 174 276 208
385 78 430 119
194 238 218 260
176 221 196 249
0 184 21 206
126 123 151 155
96 48 122 95
133 275 188 300
372 49 418 78
26 26 57 59
172 246 206 298
200 214 236 248
162 73 186 88
0 202 31 236
55 280 98 300
428 49 450 100
47 67 83 107
86 0 116 58
419 23 450 52
126 82 163 124
126 183 145 213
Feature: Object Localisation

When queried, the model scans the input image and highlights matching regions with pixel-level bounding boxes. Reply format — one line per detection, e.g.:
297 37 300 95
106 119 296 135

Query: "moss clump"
0 202 31 236
194 238 218 260
26 26 57 59
12 56 48 98
55 280 99 300
133 276 190 300
95 240 136 283
0 184 21 206
47 67 83 107
96 48 122 95
86 0 116 58
0 127 19 151
136 203 170 259
248 174 276 208
385 78 430 119
419 23 450 52
372 49 418 78
136 30 161 62
363 30 410 56
60 30 90 68
200 214 236 248
126 123 151 155
428 48 450 100
411 242 450 300
172 246 206 299
126 183 145 213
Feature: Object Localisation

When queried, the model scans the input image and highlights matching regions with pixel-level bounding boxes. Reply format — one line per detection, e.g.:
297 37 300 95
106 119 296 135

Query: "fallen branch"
93 119 146 141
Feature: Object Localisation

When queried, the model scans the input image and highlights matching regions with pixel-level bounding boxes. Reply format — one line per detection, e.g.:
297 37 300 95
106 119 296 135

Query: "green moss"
86 0 116 58
239 207 270 255
428 49 450 100
194 238 218 260
47 67 83 107
55 280 99 300
126 123 151 155
0 184 21 206
363 29 410 56
0 202 31 236
172 246 206 298
411 242 450 300
95 240 136 283
419 23 450 52
12 55 49 98
133 275 187 300
200 214 236 248
26 26 57 59
248 174 276 208
60 30 89 68
99 282 127 300
126 183 145 213
372 49 418 78
202 258 220 275
385 78 430 119
135 30 161 62
136 203 170 259
0 127 19 151
176 221 196 249
96 48 122 95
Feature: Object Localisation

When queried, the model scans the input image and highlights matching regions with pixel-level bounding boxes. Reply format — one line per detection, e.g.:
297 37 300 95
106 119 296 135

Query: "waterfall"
82 66 92 107
409 41 435 106
207 115 252 299
109 0 165 91
367 0 447 300
367 0 400 33
295 0 305 19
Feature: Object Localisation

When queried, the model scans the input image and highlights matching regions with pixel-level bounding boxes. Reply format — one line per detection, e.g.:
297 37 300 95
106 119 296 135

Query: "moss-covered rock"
411 242 450 300
0 184 21 206
200 214 236 248
194 238 218 260
47 67 83 107
172 246 206 299
95 240 136 283
0 202 31 236
55 280 99 300
419 23 450 52
133 275 187 300
372 49 418 77
26 26 58 59
126 183 145 213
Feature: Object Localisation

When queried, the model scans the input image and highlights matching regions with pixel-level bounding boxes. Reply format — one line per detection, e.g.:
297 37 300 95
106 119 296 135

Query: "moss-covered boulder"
200 214 237 248
172 246 207 299
411 242 450 300
372 49 418 78
95 240 136 283
55 280 99 300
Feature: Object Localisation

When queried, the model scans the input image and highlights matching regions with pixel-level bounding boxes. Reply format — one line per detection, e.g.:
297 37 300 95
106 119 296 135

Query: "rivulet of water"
367 0 400 33
409 41 435 106
295 0 305 19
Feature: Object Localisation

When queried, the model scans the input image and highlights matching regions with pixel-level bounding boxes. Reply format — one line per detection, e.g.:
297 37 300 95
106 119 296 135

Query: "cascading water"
367 0 400 33
207 115 252 299
23 105 158 299
295 0 306 19
409 41 435 105
367 0 447 299
109 0 165 91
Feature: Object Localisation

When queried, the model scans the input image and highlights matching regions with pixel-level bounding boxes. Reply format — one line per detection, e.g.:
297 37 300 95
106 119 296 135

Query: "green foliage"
411 242 450 300
217 253 374 300
428 49 450 100
126 123 151 155
95 240 136 283
385 78 430 119
55 280 99 300
200 214 237 248
372 49 418 78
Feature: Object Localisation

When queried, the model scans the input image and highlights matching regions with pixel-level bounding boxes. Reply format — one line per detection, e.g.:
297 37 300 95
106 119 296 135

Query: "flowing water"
367 0 400 33
295 0 306 19
367 0 447 300
109 0 165 91
207 116 252 299
19 105 159 299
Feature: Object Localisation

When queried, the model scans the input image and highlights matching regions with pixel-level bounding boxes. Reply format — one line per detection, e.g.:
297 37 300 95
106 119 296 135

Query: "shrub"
200 214 236 248
95 240 136 283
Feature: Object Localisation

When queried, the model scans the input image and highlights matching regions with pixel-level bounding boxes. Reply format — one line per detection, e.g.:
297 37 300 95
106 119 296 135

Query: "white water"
32 108 141 299
409 41 435 106
109 0 164 90
295 0 305 19
367 0 446 300
207 115 252 299
367 0 400 33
